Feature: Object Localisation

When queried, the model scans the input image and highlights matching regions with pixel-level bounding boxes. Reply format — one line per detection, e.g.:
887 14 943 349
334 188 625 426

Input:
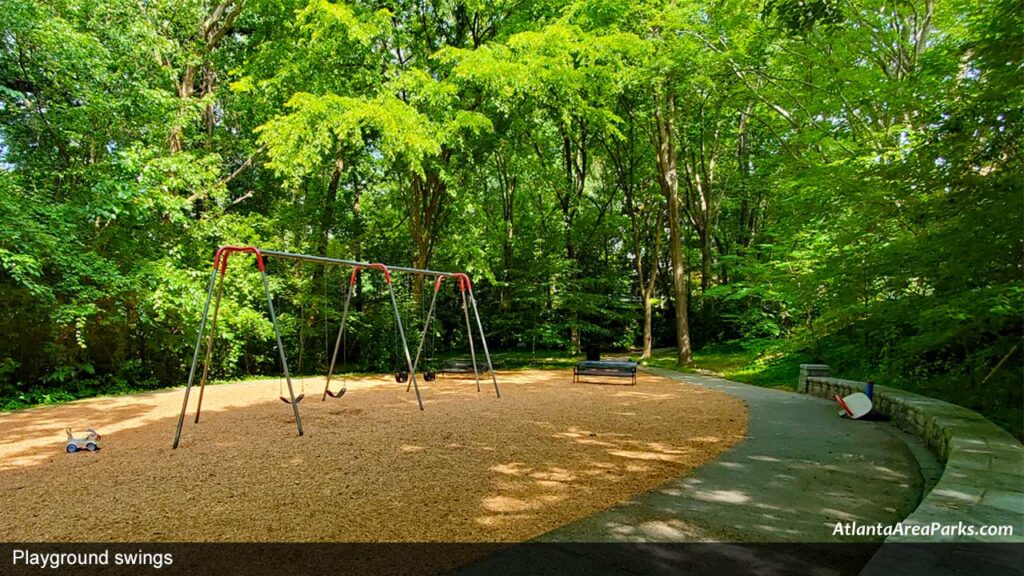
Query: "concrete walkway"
537 368 934 543
460 368 939 575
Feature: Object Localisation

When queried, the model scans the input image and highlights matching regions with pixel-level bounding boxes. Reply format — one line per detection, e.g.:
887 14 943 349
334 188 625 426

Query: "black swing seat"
424 371 437 382
325 388 347 399
394 371 409 383
279 393 305 404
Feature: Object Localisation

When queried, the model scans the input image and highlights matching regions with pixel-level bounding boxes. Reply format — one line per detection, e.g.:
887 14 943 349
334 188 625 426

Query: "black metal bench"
439 359 490 378
573 360 638 385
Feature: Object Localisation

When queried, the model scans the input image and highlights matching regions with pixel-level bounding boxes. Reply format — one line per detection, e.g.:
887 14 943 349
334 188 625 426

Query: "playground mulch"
0 369 746 543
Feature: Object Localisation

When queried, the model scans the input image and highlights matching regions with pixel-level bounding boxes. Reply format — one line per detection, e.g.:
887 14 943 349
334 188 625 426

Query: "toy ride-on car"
65 428 102 453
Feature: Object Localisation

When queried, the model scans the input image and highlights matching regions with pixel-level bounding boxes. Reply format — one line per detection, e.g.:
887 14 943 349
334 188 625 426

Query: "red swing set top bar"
223 246 475 289
259 248 465 280
211 245 478 303
434 273 472 292
349 263 392 284
213 245 267 273
214 243 405 284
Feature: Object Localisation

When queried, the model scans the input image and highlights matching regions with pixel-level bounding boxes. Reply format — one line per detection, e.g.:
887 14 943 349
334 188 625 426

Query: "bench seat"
439 359 490 377
573 361 637 385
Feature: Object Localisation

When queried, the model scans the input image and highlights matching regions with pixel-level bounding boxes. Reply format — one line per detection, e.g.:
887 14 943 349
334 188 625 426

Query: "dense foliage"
1 0 1020 435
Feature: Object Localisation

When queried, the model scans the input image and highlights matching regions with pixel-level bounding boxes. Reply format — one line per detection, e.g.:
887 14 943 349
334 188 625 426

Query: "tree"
1 0 1020 437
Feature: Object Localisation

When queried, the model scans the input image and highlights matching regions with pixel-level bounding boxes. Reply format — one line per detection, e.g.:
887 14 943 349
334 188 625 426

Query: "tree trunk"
496 152 516 312
297 300 306 374
318 157 343 257
202 63 217 140
352 170 364 314
666 183 693 366
680 136 717 295
308 156 343 345
169 71 194 153
642 292 654 359
558 122 587 353
631 204 662 360
654 91 693 366
640 210 662 360
700 229 712 293
166 1 245 154
714 235 729 286
409 159 448 305
737 102 755 249
609 101 661 360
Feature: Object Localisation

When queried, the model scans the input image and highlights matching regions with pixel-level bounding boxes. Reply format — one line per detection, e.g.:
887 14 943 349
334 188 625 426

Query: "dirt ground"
0 370 747 542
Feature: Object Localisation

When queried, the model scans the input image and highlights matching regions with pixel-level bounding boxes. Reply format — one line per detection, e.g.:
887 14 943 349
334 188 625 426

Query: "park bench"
439 359 491 377
573 360 638 385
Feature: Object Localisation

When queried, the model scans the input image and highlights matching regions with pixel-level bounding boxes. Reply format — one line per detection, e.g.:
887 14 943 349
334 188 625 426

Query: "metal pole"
388 279 424 410
261 269 304 436
261 249 457 278
172 265 221 449
459 287 482 392
468 285 500 398
323 277 355 401
194 269 226 423
408 283 440 392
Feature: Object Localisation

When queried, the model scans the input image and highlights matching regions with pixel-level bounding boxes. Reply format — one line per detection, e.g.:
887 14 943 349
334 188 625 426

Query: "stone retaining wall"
799 365 1023 573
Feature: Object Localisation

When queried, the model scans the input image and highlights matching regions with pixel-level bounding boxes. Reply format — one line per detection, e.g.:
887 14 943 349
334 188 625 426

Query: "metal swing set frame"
171 245 500 449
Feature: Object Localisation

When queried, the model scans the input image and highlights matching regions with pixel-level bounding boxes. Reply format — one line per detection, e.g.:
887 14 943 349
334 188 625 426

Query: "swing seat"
325 388 347 399
395 371 409 383
280 393 305 404
424 371 437 382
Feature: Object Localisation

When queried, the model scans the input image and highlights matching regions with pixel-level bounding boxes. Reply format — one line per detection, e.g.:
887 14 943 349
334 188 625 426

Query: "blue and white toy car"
65 428 102 453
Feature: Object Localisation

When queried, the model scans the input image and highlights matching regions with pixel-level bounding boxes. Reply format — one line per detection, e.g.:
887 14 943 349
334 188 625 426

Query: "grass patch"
482 349 581 370
0 376 159 412
640 341 806 390
639 343 1022 440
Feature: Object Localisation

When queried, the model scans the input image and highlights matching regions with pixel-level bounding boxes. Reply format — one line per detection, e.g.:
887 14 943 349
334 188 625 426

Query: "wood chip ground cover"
0 370 746 542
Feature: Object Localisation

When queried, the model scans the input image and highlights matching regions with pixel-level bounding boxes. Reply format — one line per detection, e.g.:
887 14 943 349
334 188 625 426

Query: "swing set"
172 245 500 449
321 263 412 399
407 274 487 393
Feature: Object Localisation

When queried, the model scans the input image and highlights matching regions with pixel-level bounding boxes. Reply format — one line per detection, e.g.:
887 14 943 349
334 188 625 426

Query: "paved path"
460 368 938 575
537 368 934 543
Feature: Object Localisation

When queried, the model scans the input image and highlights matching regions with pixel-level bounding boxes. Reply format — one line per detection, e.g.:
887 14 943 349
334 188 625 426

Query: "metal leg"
323 281 355 401
173 265 221 449
388 281 423 410
468 287 500 398
261 269 304 436
195 270 226 423
460 289 482 392
408 285 440 392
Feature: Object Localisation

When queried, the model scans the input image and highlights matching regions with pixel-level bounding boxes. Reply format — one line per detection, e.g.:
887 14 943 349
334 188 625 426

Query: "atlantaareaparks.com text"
833 521 1014 538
